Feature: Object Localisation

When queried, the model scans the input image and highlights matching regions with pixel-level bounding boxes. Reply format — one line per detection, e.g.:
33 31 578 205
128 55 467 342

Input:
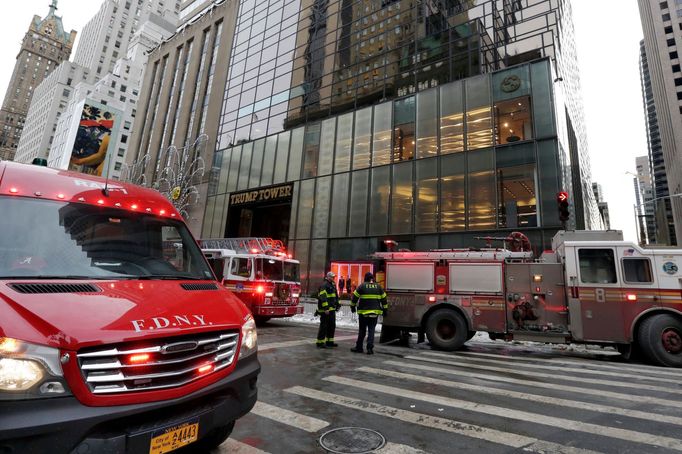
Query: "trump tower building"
188 0 601 293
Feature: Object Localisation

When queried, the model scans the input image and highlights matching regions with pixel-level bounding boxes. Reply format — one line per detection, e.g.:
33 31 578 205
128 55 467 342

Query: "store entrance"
330 262 374 300
224 183 293 244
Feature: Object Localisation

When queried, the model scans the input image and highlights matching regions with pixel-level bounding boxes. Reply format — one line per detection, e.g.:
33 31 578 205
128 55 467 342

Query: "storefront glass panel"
441 153 466 231
302 122 321 179
393 96 415 162
349 169 369 236
416 158 438 233
249 139 265 188
369 166 390 236
495 96 533 145
466 75 493 150
318 117 336 176
309 239 328 293
416 89 438 159
296 178 315 239
531 60 556 138
335 112 353 173
372 102 392 167
467 148 496 229
391 161 414 235
440 81 464 155
237 142 253 190
498 164 538 228
287 127 305 181
261 135 277 186
353 107 372 169
330 172 350 238
313 176 332 238
273 131 290 184
227 145 242 192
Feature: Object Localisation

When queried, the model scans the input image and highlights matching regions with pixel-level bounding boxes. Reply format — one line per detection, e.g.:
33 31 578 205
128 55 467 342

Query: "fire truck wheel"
637 314 682 367
425 309 468 351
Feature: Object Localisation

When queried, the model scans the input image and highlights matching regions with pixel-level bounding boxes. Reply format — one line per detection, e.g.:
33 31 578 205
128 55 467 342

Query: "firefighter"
350 272 388 355
316 271 340 348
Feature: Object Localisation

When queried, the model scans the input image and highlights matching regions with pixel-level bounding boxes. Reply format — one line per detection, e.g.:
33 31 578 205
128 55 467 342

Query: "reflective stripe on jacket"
351 282 388 315
318 280 339 311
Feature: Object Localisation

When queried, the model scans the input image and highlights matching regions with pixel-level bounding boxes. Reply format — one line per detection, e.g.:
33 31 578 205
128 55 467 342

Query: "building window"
440 81 464 155
671 51 679 59
466 75 493 150
441 153 465 231
353 107 372 169
416 89 438 159
666 25 674 34
393 96 415 162
467 148 496 230
372 102 392 166
667 38 676 47
121 134 128 143
663 13 671 21
673 64 681 72
497 164 537 228
661 1 669 9
495 96 533 144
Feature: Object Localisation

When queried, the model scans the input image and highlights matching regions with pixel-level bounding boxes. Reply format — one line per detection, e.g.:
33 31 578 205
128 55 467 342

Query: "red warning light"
557 191 569 203
9 187 18 194
129 353 150 364
626 294 637 302
198 364 214 374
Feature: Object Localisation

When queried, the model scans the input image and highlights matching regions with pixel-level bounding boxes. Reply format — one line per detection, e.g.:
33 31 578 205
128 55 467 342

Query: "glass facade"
206 60 564 292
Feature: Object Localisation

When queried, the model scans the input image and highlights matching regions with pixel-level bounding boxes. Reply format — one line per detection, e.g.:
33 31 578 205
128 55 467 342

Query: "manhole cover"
319 427 386 454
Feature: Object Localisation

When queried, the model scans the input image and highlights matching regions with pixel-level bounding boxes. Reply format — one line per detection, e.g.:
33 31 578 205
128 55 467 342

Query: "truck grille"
77 331 239 394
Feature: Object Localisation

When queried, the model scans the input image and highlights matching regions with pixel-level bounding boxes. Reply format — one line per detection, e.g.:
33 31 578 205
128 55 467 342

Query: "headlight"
238 316 258 359
0 337 71 400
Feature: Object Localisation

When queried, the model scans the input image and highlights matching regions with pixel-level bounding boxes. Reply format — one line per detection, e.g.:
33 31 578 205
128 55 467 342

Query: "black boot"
326 342 339 347
350 347 363 353
366 347 374 355
316 343 327 349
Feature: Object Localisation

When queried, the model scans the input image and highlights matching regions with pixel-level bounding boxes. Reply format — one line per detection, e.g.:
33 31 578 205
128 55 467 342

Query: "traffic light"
557 191 570 222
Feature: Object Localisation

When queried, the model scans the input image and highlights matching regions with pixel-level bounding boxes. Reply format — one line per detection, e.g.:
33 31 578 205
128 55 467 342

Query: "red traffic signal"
557 191 570 222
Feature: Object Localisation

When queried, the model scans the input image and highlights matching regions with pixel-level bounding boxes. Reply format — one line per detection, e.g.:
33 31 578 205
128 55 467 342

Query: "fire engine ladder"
371 249 533 261
200 237 285 254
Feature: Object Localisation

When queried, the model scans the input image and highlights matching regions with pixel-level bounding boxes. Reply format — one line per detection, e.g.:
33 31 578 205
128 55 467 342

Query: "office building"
638 38 676 245
0 1 76 161
129 0 235 232
187 0 601 292
638 0 682 243
592 182 611 230
635 156 655 243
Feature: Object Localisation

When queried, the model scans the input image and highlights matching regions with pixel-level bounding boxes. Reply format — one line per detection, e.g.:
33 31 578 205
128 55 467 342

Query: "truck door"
620 253 659 337
574 247 626 342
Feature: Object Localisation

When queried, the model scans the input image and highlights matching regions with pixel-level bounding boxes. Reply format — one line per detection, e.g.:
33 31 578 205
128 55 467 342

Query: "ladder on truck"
200 237 286 255
371 249 533 262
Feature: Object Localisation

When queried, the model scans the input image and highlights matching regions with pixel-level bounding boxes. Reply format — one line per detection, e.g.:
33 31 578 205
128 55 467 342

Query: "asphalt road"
217 321 682 454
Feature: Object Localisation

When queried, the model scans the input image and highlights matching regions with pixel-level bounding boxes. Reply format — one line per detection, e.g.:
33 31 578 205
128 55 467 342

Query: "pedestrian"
350 272 388 355
345 276 352 295
339 276 345 295
316 271 340 348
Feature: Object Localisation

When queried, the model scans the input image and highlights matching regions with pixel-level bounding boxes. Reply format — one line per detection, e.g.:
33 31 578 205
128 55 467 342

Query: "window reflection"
466 106 493 150
391 162 413 234
440 82 464 154
335 113 353 173
416 89 438 159
495 96 532 144
353 107 372 169
441 154 465 231
372 102 392 166
393 97 415 162
416 159 438 233
498 164 537 228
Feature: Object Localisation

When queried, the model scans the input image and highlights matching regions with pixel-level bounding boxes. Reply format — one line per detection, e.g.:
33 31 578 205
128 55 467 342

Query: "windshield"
256 258 283 281
283 261 300 282
0 197 214 280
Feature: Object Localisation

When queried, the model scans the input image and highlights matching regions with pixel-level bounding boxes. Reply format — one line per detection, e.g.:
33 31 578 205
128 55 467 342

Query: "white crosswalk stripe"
217 439 270 453
285 386 602 454
322 375 682 451
404 354 682 396
382 359 682 410
249 401 329 432
358 365 682 426
542 356 682 377
450 351 681 382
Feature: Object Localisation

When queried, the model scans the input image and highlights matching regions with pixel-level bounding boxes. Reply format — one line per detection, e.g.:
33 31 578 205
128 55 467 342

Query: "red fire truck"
0 162 259 452
201 238 303 324
375 230 682 367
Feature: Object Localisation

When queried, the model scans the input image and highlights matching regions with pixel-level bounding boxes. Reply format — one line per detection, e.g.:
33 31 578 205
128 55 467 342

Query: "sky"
0 0 646 241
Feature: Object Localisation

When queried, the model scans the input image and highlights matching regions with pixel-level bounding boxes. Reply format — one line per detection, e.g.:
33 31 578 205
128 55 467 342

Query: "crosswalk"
220 339 682 454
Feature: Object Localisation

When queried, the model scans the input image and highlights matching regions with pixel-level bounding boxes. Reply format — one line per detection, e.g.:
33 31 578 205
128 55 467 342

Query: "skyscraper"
635 155 656 243
638 38 676 245
133 0 600 291
638 0 682 243
0 1 76 161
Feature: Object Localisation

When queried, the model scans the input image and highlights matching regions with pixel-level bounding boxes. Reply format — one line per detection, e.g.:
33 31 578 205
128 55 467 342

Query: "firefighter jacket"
351 282 388 316
317 280 340 312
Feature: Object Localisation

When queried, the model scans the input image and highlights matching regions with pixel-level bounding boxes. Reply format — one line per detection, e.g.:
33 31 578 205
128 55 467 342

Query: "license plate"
149 419 199 454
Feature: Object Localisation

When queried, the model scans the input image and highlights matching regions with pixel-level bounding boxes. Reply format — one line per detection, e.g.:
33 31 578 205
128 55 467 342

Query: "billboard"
69 101 121 176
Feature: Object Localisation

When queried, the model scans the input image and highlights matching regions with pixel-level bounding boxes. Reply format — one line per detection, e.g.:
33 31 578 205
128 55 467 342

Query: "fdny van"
0 162 259 453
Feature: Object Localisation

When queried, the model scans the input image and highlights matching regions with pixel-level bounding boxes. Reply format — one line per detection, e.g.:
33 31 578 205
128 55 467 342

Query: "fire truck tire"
425 309 468 351
637 314 682 367
189 421 235 451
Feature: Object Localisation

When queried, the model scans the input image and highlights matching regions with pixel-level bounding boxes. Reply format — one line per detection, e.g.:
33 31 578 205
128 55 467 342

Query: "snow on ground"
277 300 619 356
